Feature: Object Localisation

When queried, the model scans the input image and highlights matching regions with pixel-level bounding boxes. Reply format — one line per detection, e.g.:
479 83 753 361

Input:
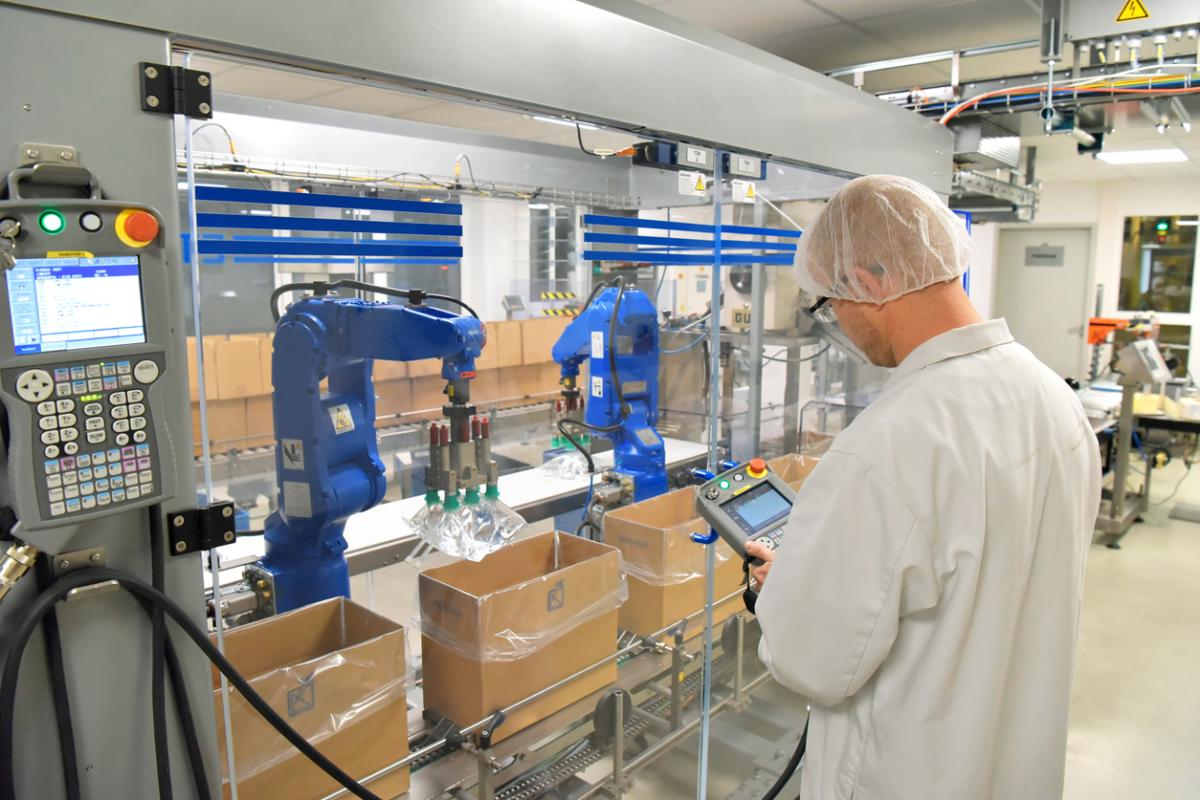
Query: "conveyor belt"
494 653 737 800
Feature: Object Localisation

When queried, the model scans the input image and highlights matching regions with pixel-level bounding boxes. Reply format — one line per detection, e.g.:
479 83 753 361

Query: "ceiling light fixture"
1177 219 1200 226
1096 148 1189 164
533 115 597 130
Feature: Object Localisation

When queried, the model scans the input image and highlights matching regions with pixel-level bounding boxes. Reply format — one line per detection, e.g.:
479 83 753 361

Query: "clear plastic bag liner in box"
218 642 413 784
617 538 734 586
418 548 629 662
539 452 589 480
410 498 527 562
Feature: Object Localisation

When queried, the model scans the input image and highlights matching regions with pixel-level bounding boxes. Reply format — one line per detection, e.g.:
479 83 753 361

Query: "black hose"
149 508 173 800
607 276 627 419
270 279 479 322
557 418 596 475
161 635 212 800
149 506 213 800
0 568 383 800
33 560 81 800
761 719 808 800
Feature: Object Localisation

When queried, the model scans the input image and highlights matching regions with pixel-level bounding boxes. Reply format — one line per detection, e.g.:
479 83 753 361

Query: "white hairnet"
795 175 971 305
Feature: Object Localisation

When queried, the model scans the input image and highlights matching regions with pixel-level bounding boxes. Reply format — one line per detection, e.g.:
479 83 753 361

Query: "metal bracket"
168 502 236 556
242 562 277 619
139 63 212 119
18 143 79 167
51 546 106 577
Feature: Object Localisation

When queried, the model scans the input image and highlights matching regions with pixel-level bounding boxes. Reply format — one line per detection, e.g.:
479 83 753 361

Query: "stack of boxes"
188 318 572 455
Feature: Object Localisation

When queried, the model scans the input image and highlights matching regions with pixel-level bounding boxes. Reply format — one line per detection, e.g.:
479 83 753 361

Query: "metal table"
205 437 709 587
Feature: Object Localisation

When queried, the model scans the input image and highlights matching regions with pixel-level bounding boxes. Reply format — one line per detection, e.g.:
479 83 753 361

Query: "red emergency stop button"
747 458 767 479
114 208 159 248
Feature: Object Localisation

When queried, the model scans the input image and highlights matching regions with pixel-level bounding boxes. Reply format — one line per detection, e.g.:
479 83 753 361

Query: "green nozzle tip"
443 493 461 511
464 488 480 505
485 484 500 500
424 489 441 505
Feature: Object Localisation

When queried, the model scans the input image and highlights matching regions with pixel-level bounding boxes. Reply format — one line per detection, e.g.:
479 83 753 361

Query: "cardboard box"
192 399 247 454
373 358 409 382
259 334 274 394
411 376 447 416
375 379 413 427
185 337 220 403
603 487 745 639
212 336 266 400
768 454 821 491
470 370 500 405
419 532 622 743
521 318 570 365
407 358 442 378
477 321 523 370
210 598 409 800
495 364 561 406
243 395 275 449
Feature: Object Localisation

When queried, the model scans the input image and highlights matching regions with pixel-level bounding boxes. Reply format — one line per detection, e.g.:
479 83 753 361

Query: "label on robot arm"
281 438 305 470
283 481 313 518
328 403 355 434
592 376 604 398
591 331 604 359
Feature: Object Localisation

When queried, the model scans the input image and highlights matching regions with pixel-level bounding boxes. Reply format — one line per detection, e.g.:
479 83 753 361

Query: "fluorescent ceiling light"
1096 148 1188 164
1177 219 1200 226
533 115 597 130
528 203 550 210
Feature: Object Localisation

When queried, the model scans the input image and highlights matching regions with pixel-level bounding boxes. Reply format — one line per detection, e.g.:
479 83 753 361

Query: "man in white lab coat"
746 175 1102 800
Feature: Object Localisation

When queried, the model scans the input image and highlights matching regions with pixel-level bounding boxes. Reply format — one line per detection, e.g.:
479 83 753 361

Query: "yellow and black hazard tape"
540 291 577 300
541 307 580 317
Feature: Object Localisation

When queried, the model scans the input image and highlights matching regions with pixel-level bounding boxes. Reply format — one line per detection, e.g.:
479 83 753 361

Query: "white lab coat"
757 319 1101 800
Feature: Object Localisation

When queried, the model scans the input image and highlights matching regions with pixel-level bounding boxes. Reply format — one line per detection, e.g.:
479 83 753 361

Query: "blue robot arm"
552 278 666 503
258 284 487 612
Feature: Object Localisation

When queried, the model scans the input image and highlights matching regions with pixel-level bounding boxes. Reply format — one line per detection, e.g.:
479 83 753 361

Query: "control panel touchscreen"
7 255 147 355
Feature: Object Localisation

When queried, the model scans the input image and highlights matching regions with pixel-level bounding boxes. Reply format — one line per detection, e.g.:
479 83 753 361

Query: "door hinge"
168 502 237 556
139 62 213 119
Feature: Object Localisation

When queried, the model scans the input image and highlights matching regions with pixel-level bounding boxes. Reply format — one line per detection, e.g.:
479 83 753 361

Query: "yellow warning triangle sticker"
695 175 705 192
746 184 756 198
1116 0 1150 23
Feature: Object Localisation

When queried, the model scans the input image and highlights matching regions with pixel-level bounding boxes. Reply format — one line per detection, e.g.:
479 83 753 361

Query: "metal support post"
1113 378 1136 522
748 200 766 454
475 747 495 800
612 689 626 799
707 155 724 472
734 613 746 707
783 342 802 451
670 628 685 730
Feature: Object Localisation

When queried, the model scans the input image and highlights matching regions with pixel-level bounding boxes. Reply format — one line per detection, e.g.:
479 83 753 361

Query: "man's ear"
854 264 886 301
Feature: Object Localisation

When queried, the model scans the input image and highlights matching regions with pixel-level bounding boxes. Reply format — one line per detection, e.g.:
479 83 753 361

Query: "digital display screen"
7 256 146 355
724 483 791 532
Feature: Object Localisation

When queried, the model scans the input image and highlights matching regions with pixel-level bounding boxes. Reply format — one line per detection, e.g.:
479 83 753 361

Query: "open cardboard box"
768 454 821 491
210 598 409 800
603 487 744 640
419 532 622 743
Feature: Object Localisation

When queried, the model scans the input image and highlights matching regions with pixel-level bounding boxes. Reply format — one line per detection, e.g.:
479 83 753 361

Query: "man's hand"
743 541 776 589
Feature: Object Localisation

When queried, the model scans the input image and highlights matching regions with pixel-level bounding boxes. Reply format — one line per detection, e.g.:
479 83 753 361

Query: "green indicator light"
1156 219 1170 232
39 210 65 235
719 480 730 490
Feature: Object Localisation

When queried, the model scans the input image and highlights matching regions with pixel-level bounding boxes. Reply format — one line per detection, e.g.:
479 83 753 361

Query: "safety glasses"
808 296 836 324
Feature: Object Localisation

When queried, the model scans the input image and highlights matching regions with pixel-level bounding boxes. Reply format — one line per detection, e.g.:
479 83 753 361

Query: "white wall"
1002 176 1200 376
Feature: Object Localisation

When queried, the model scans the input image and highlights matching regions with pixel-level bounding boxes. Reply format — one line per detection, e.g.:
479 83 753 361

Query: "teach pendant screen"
7 255 147 355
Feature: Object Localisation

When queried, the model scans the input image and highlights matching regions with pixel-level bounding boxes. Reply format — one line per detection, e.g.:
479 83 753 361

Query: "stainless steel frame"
7 0 952 191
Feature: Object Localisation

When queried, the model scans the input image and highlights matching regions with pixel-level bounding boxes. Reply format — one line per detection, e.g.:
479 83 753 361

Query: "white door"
995 227 1092 379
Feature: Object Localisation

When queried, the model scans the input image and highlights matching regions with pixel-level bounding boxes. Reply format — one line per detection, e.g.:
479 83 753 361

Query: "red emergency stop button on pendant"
115 209 159 248
747 458 767 479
